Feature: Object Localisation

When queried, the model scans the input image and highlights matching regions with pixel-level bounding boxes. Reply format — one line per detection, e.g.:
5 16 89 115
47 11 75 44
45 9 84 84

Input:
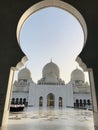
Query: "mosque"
11 60 92 110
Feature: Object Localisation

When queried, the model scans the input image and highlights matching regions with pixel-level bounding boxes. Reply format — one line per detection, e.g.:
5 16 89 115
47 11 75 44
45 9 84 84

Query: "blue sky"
18 7 89 83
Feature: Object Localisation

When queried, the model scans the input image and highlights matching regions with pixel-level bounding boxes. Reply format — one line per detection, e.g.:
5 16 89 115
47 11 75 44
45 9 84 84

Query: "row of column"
74 99 92 109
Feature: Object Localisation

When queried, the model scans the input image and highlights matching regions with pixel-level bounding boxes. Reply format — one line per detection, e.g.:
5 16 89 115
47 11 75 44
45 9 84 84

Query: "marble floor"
0 108 95 130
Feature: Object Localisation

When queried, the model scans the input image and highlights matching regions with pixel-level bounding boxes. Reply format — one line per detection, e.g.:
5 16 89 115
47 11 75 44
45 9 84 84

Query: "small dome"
71 68 85 82
18 67 31 80
42 61 60 78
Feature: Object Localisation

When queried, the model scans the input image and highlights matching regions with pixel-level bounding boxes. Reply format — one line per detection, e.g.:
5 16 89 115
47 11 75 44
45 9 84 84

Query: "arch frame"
17 0 87 48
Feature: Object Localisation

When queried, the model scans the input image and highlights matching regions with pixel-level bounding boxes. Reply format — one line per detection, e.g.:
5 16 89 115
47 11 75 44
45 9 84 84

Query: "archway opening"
59 97 63 108
15 1 91 110
8 0 94 129
39 96 43 107
19 6 85 83
47 93 55 107
11 5 89 109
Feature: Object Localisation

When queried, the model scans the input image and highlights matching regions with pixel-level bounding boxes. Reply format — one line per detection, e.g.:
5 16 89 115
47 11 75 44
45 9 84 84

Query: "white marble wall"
28 83 74 110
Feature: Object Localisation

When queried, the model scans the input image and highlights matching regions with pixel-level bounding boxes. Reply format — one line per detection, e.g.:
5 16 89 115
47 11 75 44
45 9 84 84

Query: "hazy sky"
18 7 89 83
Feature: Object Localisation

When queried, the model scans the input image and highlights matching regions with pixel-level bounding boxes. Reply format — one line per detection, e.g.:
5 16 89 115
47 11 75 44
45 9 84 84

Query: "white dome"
71 68 85 82
18 67 31 80
42 61 60 78
44 72 58 84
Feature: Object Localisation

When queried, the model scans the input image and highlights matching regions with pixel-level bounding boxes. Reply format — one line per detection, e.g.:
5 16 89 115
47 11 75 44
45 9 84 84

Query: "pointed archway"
47 93 55 107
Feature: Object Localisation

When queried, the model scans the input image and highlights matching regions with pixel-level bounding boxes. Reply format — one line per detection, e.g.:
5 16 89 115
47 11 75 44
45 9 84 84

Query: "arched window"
76 99 79 107
80 99 83 107
16 98 19 104
83 99 86 107
11 98 15 104
39 96 43 107
76 99 79 103
23 98 26 105
59 97 63 107
87 99 90 105
19 98 23 105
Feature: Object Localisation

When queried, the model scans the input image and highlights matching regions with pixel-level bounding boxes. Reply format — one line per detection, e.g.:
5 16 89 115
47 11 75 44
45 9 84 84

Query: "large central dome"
42 60 60 78
38 60 65 85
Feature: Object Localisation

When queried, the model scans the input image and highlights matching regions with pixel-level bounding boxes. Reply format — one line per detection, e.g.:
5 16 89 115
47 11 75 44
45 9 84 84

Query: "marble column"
88 69 98 129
